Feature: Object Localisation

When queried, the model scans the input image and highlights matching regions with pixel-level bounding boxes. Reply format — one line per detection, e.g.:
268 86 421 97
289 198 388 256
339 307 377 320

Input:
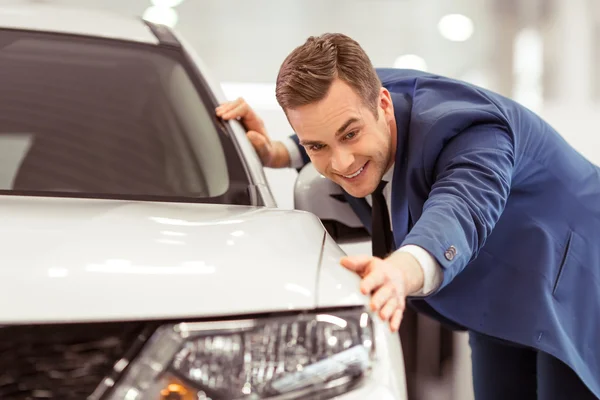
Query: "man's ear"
379 87 394 119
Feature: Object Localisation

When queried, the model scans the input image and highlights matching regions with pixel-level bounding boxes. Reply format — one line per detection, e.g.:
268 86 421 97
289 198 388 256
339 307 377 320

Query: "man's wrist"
271 141 292 168
396 245 443 296
386 251 425 295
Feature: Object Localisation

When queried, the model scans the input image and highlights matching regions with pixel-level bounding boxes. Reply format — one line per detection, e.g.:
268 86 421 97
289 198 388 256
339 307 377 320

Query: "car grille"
0 321 148 399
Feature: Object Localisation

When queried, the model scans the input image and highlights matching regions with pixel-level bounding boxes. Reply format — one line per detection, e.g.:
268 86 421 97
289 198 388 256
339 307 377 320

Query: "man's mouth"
342 162 368 179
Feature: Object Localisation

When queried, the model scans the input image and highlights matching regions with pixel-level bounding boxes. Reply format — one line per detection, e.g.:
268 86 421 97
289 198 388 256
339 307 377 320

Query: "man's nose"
331 148 355 173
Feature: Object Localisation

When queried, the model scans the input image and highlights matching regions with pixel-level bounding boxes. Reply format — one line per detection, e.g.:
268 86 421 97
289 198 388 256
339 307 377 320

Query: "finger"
360 267 386 295
370 283 395 312
220 102 249 121
379 296 398 321
340 255 374 275
397 294 406 311
217 97 247 118
390 309 403 332
215 98 242 115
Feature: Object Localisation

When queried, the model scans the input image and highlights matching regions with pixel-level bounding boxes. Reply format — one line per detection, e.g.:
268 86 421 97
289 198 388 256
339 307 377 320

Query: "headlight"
103 308 374 400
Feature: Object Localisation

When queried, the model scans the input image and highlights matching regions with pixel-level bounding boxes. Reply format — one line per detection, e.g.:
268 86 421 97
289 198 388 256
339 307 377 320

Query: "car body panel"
317 234 370 307
295 163 364 228
0 195 365 323
0 4 158 44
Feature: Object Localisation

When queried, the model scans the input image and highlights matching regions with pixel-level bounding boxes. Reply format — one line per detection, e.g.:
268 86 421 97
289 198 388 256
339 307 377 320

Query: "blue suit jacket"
290 68 600 396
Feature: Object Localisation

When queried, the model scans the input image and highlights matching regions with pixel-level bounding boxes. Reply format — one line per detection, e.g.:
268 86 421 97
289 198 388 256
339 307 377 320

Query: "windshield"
0 29 252 205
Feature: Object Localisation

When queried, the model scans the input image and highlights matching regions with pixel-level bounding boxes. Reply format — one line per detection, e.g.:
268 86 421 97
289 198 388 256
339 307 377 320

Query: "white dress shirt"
284 138 443 296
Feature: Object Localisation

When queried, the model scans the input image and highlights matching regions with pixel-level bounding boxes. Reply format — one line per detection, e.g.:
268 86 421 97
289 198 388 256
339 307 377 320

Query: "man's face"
287 79 397 198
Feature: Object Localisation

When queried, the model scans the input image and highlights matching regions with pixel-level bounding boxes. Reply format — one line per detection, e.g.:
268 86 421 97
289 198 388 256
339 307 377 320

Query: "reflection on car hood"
0 195 365 324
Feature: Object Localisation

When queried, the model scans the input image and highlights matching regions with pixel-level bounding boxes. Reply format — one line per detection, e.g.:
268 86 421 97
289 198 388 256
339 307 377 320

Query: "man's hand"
216 97 290 168
340 252 424 332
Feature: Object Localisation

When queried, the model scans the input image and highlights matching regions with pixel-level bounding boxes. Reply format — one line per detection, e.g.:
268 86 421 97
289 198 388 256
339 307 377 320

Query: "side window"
160 63 229 197
0 133 34 190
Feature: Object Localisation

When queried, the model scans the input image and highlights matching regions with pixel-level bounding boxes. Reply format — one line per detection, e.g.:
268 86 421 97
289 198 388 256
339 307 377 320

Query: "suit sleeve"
282 136 308 169
401 122 515 292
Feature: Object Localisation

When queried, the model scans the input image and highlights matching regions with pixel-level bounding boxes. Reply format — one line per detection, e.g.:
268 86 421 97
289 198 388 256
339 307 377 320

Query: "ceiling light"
143 6 178 28
438 14 474 42
393 54 428 72
150 0 185 7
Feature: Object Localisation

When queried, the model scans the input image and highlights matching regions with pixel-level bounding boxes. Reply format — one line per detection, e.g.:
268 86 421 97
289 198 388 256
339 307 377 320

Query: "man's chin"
339 182 375 198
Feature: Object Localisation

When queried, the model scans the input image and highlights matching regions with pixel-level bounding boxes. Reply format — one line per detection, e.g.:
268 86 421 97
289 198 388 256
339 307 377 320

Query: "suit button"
445 246 457 261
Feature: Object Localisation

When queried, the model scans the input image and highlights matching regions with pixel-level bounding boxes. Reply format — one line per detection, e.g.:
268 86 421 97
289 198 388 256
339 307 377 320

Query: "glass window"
0 29 251 205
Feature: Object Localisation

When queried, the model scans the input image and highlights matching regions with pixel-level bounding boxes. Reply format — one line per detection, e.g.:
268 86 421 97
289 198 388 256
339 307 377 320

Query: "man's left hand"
340 252 424 332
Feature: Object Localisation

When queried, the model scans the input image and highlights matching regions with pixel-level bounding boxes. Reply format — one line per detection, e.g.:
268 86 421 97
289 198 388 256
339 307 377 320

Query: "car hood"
0 195 366 324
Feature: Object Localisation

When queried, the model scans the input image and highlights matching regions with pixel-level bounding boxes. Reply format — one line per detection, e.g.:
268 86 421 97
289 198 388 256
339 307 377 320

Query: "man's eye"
344 131 358 140
309 144 325 151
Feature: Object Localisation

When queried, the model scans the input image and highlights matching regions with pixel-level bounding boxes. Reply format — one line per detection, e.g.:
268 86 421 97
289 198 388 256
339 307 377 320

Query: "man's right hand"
216 97 291 168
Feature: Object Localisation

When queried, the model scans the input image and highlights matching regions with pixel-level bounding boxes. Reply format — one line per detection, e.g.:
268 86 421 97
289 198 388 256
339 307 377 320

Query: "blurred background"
3 0 598 209
2 1 596 399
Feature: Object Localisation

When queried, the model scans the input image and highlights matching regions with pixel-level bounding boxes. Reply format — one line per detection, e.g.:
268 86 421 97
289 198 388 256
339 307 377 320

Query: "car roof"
0 4 159 44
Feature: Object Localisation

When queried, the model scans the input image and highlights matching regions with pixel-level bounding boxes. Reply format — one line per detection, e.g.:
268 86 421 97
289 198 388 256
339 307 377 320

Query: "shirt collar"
382 163 395 183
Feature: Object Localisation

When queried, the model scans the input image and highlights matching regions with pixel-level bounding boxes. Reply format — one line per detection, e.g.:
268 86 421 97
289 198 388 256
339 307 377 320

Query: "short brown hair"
275 33 381 116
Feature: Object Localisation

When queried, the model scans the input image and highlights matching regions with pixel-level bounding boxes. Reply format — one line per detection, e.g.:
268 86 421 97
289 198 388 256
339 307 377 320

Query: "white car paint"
0 195 369 323
294 162 364 229
0 4 407 399
0 4 158 44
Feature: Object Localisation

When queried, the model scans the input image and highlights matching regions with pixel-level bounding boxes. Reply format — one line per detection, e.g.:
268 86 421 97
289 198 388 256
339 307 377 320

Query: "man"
216 33 600 399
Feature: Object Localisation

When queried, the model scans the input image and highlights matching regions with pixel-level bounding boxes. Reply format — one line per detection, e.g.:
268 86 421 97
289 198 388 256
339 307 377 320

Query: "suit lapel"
391 156 410 248
389 91 413 248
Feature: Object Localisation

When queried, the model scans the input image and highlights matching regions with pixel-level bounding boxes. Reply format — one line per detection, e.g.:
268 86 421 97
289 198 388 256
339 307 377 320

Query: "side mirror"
293 163 369 244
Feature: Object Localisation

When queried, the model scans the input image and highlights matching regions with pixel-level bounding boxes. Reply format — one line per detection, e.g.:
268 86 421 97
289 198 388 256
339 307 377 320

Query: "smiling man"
216 33 600 399
286 78 396 199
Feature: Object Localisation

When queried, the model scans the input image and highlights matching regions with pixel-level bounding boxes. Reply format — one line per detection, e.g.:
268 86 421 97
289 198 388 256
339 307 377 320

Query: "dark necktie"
371 180 394 258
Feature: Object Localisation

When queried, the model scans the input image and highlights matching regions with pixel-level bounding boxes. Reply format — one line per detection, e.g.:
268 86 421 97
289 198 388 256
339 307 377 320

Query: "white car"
0 5 407 400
